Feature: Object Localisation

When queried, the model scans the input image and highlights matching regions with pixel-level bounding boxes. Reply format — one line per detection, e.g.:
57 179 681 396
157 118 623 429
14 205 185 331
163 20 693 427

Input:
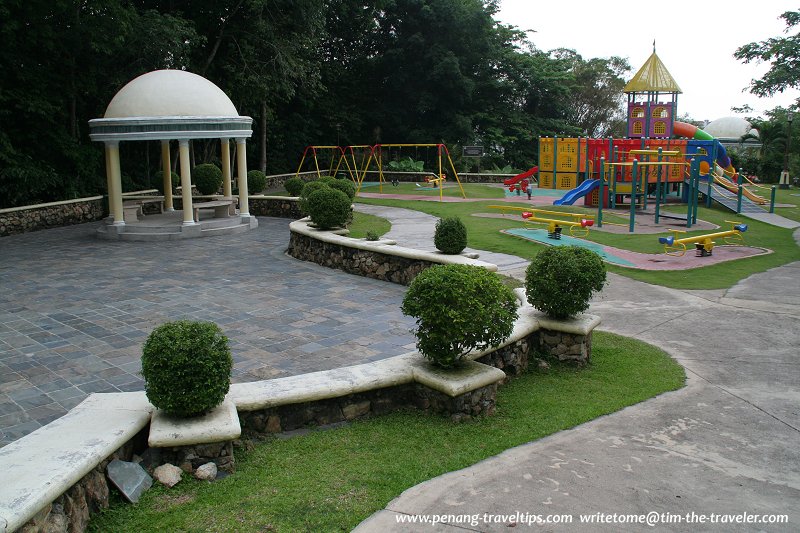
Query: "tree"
551 49 630 137
0 1 199 207
740 107 797 182
734 10 800 97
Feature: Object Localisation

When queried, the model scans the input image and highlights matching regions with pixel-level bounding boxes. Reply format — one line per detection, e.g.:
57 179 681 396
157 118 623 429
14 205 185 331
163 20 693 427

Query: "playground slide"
503 166 539 186
553 179 600 206
712 168 768 204
673 121 737 178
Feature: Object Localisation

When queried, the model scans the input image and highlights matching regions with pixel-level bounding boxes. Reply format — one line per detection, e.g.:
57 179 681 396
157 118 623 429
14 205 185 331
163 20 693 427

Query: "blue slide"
553 179 600 206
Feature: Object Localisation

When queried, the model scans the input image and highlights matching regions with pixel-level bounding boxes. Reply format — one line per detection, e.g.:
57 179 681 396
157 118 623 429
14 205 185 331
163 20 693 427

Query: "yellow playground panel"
488 205 595 239
658 221 748 257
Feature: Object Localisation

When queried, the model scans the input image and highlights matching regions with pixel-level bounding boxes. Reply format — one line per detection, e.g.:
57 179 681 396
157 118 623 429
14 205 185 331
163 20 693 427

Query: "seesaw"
521 209 594 239
487 206 594 239
658 221 748 257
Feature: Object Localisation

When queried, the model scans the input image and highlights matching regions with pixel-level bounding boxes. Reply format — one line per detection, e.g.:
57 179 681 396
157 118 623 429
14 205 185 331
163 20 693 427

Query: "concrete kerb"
289 218 499 270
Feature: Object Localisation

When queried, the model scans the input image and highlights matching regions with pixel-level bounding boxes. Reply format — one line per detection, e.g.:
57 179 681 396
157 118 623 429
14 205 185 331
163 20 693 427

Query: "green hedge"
402 264 517 368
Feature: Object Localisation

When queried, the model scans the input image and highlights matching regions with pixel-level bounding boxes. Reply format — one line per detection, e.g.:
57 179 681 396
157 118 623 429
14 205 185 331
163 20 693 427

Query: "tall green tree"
0 0 197 207
551 49 630 137
735 9 800 98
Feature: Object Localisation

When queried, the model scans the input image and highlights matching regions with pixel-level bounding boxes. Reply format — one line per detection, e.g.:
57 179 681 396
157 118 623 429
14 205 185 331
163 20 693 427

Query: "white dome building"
703 116 760 146
89 70 256 239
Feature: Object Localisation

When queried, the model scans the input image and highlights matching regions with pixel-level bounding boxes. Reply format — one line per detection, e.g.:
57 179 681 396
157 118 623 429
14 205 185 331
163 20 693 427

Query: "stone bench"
122 197 165 222
192 199 237 222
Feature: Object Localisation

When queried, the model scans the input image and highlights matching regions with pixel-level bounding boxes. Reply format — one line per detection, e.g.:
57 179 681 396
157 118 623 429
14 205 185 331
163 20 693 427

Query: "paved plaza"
0 218 417 447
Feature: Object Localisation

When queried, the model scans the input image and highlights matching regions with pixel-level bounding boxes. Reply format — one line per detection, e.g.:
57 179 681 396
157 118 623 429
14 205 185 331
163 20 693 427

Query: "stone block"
148 400 241 448
106 460 152 503
342 401 371 420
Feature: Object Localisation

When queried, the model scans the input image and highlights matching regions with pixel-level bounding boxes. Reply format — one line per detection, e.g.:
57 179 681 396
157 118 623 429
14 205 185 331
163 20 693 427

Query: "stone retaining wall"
249 196 302 219
148 441 235 475
19 432 145 533
0 197 106 237
287 231 436 285
239 380 499 440
537 329 592 366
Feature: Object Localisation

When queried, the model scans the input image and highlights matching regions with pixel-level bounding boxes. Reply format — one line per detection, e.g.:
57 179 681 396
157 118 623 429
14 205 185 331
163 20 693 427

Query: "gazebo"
88 70 257 239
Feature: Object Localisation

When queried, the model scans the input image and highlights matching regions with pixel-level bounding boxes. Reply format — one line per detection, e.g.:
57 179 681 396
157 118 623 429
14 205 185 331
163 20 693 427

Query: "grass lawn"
88 332 685 533
346 211 391 239
772 187 800 222
357 181 504 199
355 194 800 290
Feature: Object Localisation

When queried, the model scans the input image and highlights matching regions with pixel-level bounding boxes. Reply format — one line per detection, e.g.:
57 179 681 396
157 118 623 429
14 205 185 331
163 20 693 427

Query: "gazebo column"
106 141 124 225
161 140 174 211
221 138 232 198
236 138 250 217
178 139 196 225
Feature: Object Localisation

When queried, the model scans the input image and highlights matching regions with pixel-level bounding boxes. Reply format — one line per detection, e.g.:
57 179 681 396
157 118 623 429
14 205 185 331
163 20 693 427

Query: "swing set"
357 143 466 200
293 145 355 181
292 143 468 201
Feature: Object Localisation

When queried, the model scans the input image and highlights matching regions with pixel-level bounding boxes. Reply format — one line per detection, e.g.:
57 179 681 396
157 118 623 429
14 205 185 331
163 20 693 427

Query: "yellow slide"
712 166 767 204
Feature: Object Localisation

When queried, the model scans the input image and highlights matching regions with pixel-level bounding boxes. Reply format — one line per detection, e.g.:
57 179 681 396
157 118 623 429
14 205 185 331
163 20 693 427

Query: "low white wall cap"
149 400 241 448
0 393 152 532
290 219 498 271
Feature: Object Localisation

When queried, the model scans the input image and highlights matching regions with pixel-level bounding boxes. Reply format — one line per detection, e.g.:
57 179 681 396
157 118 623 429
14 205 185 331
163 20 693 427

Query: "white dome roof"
704 116 758 140
104 70 239 118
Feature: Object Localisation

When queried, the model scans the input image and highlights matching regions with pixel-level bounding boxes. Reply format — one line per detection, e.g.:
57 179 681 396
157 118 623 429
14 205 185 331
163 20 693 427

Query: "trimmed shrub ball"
401 264 518 368
306 187 352 229
434 216 467 254
299 180 330 215
525 246 606 320
284 176 305 196
247 170 267 193
330 178 356 200
192 164 223 195
141 320 232 417
154 170 180 193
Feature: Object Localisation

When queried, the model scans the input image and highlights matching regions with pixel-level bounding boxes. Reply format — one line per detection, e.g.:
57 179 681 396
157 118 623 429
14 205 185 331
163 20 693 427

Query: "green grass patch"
771 187 800 222
356 196 800 290
88 332 684 533
346 211 391 239
358 181 504 199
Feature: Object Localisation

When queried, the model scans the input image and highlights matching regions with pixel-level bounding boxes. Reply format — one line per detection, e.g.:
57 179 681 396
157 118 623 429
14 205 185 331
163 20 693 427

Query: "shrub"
434 216 467 254
525 246 606 320
387 157 424 172
154 170 180 193
330 178 356 200
193 164 223 195
299 180 330 215
402 264 518 368
247 170 267 193
305 187 352 229
141 321 232 417
365 230 380 241
318 176 337 186
284 176 305 196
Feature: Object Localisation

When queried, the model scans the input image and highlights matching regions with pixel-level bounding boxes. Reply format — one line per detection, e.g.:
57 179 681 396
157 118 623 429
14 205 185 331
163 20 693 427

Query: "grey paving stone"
0 218 417 448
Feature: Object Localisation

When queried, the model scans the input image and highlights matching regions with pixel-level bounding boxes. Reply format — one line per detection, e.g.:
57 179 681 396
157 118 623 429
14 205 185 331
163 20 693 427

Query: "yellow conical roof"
624 51 682 93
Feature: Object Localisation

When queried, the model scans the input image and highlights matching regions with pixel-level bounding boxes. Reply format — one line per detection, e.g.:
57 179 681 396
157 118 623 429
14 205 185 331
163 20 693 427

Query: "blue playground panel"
504 228 635 267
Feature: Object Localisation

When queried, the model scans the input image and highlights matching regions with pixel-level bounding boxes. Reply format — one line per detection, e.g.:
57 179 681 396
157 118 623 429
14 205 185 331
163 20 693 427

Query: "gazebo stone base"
96 212 257 242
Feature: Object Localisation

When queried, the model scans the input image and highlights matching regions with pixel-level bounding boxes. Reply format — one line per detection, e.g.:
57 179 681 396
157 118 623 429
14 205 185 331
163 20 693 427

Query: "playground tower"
624 46 681 139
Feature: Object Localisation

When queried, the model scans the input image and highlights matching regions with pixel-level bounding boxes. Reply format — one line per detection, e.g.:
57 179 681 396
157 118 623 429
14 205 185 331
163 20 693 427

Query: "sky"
496 0 800 122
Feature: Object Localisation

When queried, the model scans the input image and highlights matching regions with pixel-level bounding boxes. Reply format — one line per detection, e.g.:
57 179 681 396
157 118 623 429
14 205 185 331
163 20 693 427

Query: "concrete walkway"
354 204 800 532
